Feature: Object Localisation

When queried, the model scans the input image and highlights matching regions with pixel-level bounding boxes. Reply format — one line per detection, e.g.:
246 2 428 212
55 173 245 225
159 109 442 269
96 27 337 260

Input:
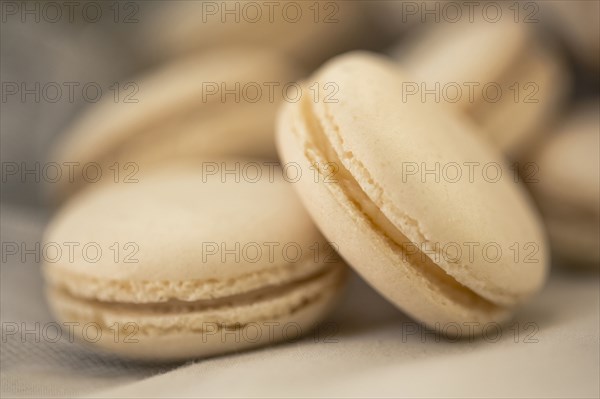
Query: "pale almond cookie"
539 0 600 74
43 161 346 361
49 48 302 203
276 52 549 335
391 17 570 159
134 1 372 69
527 101 600 267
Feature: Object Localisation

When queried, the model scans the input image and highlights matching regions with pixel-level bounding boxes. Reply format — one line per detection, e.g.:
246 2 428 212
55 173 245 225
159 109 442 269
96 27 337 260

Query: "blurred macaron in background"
1 0 599 397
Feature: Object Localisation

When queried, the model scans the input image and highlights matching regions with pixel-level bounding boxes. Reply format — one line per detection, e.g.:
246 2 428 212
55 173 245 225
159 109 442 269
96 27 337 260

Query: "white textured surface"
2 204 599 398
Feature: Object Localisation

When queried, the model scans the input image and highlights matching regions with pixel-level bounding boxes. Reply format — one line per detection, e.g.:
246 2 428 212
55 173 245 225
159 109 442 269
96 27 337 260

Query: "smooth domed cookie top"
44 161 325 284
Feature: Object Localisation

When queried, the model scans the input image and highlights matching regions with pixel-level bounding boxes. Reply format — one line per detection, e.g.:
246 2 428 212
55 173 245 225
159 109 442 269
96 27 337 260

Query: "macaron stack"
43 0 597 361
44 162 345 361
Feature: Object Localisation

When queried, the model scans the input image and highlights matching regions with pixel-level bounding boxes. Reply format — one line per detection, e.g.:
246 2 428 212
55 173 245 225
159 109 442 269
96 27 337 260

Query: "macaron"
132 1 372 69
43 161 346 361
49 48 302 203
540 0 600 74
362 0 424 42
277 52 549 335
391 17 570 159
527 101 600 267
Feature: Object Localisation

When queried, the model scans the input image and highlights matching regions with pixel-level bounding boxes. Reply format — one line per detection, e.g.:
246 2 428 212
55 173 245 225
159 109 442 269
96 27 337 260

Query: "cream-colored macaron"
527 101 600 267
49 48 302 203
277 52 548 335
392 17 570 158
539 0 600 74
133 1 372 69
43 161 346 361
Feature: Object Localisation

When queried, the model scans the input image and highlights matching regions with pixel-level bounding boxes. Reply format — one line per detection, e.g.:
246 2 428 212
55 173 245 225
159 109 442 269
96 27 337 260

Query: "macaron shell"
136 1 369 69
393 18 569 158
46 263 346 361
277 95 512 331
541 0 600 71
102 102 277 167
55 48 295 161
545 213 600 266
531 102 600 212
43 162 330 302
50 48 302 201
472 43 570 157
304 52 547 306
527 101 600 266
393 18 529 112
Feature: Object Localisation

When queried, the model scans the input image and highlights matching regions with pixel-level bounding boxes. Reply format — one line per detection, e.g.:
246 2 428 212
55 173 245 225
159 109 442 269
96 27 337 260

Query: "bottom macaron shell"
277 100 513 336
46 263 346 361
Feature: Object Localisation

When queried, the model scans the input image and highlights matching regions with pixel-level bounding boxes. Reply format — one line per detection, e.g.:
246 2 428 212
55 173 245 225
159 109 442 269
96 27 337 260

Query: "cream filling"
53 264 343 315
298 95 501 312
50 264 345 337
45 247 338 303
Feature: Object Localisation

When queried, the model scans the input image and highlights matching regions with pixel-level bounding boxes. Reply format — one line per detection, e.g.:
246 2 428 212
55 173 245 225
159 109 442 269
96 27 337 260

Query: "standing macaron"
43 161 346 361
277 52 549 336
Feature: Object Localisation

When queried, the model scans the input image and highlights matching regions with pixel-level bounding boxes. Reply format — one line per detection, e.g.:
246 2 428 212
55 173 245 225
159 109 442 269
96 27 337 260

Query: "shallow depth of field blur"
1 0 598 397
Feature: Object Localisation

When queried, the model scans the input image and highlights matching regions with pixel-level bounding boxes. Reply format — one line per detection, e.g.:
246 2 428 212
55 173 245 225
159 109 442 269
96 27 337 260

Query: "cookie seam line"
44 253 338 303
51 265 345 336
324 101 518 304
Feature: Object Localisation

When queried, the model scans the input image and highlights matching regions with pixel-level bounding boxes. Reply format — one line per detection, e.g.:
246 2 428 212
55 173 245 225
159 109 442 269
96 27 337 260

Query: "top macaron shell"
43 162 327 304
281 52 548 308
